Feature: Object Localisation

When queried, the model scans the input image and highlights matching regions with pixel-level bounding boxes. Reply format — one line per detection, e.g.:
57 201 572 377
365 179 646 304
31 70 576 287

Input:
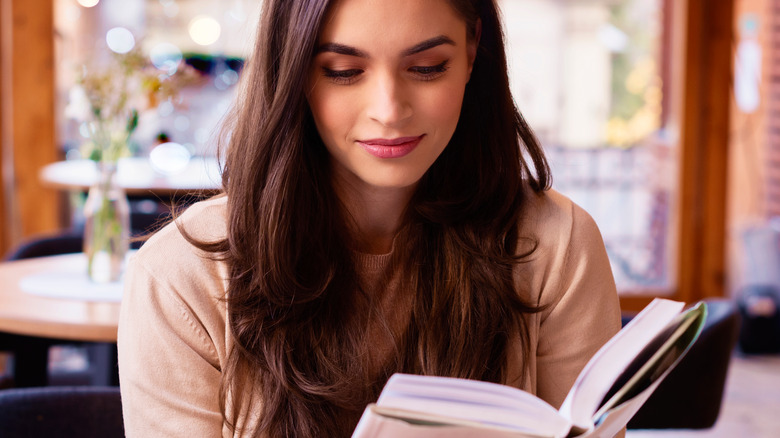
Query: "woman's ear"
467 18 482 77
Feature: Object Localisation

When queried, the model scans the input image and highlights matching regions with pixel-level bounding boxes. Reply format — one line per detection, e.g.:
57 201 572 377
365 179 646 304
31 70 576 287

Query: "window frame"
620 0 734 310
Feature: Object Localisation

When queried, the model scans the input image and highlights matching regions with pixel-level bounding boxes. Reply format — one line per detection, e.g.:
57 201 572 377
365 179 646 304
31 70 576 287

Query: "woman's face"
307 0 476 193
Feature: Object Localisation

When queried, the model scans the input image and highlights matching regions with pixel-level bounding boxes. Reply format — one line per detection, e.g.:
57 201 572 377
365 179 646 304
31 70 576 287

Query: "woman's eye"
322 67 363 84
409 60 449 80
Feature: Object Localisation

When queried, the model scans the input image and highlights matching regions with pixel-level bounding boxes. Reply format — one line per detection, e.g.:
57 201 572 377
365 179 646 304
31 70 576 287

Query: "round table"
0 253 121 343
39 157 222 197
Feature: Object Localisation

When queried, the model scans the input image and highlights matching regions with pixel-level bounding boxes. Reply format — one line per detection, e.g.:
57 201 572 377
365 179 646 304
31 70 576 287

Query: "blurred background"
1 0 780 436
2 0 767 306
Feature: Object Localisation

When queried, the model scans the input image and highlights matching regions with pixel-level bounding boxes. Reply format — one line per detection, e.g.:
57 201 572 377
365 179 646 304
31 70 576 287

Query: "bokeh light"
157 100 175 117
188 15 221 46
106 27 135 54
149 142 191 175
149 43 183 75
76 0 100 7
79 122 93 139
159 0 179 17
174 115 191 132
194 128 210 145
215 68 239 90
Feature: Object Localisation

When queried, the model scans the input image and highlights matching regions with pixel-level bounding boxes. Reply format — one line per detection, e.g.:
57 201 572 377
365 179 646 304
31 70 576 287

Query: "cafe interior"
0 0 779 436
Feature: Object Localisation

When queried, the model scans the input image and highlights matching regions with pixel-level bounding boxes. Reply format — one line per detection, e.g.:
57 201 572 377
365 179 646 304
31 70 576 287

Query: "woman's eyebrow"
401 35 456 57
315 35 456 58
315 43 367 57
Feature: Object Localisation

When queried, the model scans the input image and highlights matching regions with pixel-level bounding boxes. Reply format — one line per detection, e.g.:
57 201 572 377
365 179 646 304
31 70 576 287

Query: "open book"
352 298 707 438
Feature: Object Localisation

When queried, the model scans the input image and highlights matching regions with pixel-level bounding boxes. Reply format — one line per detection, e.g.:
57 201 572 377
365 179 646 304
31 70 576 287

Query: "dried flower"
67 45 201 163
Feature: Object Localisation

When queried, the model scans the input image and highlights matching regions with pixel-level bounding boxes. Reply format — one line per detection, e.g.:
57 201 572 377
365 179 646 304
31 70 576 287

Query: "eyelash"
322 68 363 85
321 60 450 85
409 61 449 80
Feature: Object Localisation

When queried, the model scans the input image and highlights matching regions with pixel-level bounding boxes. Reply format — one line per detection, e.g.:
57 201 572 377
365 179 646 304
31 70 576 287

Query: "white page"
378 374 569 436
354 405 554 438
558 298 684 429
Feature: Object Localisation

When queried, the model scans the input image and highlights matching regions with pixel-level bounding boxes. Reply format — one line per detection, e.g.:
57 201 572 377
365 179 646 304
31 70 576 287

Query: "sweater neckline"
352 250 393 272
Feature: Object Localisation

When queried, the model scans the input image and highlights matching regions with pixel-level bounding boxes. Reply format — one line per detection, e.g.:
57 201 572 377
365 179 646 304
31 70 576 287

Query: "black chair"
4 232 84 260
626 298 741 429
0 386 124 437
5 222 149 260
1 232 119 387
736 284 780 353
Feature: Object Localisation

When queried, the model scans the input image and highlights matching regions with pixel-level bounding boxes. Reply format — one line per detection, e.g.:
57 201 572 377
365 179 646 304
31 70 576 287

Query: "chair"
4 223 148 261
0 215 161 387
1 232 119 387
625 298 741 429
4 232 84 260
736 284 780 353
0 386 124 437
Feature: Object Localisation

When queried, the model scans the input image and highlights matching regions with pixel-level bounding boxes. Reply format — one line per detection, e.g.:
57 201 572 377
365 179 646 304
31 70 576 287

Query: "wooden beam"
677 0 734 302
621 0 734 312
0 0 11 254
0 0 60 254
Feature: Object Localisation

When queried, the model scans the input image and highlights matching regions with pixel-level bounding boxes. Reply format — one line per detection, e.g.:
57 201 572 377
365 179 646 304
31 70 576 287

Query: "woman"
117 0 621 436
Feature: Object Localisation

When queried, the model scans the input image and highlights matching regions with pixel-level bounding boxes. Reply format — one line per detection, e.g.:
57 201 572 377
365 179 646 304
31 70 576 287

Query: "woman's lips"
357 135 424 159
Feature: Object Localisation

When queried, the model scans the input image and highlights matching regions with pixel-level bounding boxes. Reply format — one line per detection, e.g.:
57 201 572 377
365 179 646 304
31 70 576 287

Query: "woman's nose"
365 73 412 127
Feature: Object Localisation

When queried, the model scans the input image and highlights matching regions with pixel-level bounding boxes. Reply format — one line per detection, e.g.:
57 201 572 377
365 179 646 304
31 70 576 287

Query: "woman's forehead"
317 0 468 51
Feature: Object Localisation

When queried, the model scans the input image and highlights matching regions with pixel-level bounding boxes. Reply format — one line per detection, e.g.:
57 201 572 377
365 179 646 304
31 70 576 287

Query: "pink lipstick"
357 135 424 159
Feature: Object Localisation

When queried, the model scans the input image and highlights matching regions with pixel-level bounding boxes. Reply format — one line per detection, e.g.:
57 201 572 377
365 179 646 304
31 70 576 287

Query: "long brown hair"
187 0 551 436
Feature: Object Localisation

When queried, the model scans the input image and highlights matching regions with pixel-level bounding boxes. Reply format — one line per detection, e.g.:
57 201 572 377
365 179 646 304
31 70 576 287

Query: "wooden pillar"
0 0 11 254
677 0 735 301
620 0 734 312
0 0 60 255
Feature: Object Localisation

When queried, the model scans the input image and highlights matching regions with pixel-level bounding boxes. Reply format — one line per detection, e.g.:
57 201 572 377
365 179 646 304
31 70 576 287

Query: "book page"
578 313 702 438
377 374 570 437
577 392 654 438
558 299 685 430
593 302 707 420
353 405 554 438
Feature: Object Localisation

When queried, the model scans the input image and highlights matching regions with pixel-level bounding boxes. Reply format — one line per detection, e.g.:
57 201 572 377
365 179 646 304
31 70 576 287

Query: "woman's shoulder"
517 188 612 304
519 188 598 245
119 196 230 399
143 195 228 252
129 195 229 285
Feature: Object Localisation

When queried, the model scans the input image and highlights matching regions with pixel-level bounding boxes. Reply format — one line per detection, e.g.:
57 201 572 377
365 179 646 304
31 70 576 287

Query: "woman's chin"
359 172 424 192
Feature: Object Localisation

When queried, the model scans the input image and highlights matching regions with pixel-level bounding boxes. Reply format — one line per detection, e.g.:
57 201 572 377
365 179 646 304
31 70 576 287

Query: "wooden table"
0 253 121 342
0 253 123 387
39 157 222 197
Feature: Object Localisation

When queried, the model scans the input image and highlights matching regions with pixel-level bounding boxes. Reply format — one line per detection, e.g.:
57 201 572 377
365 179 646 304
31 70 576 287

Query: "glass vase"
83 161 130 283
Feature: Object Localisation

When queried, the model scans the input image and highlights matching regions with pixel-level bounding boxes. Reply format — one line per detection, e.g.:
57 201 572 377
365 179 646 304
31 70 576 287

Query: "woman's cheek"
427 81 466 133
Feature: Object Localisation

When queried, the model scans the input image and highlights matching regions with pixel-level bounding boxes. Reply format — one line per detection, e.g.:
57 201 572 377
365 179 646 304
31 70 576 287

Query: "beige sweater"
118 189 621 437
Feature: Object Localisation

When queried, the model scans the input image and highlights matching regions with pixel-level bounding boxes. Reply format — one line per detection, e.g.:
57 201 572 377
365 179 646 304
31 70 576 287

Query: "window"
501 0 675 293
